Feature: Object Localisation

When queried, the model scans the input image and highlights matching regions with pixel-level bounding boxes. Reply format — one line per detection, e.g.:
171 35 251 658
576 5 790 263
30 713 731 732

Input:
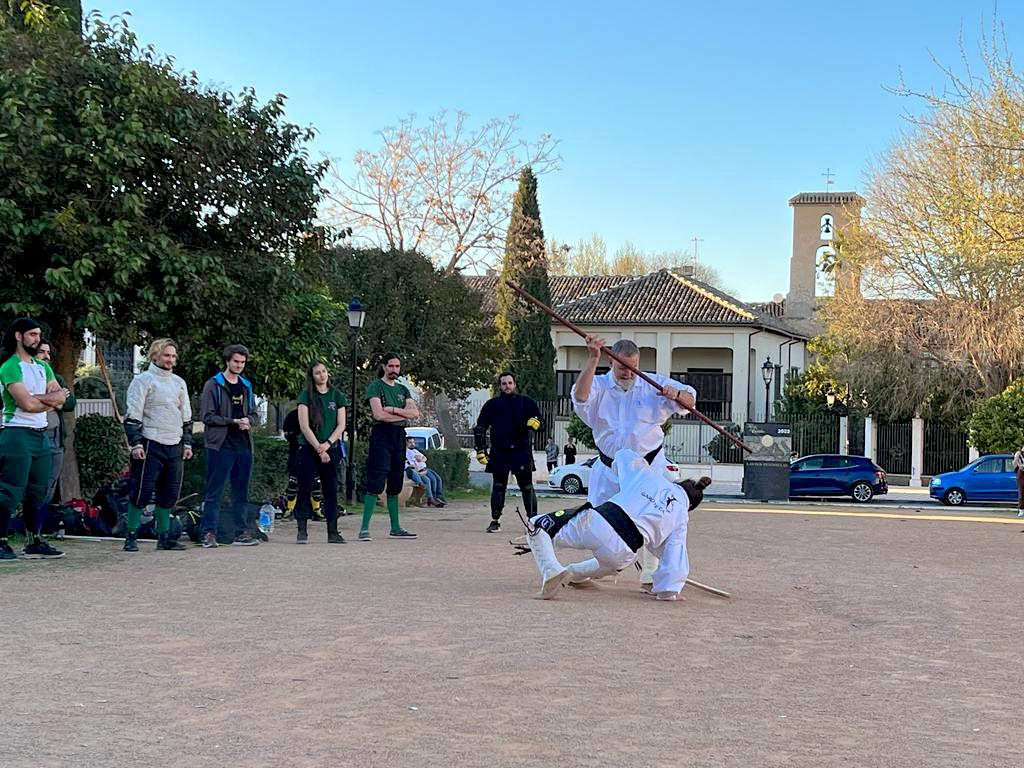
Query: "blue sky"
90 1 1022 301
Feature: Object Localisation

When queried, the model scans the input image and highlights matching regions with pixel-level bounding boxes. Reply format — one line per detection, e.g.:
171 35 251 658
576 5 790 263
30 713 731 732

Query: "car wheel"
942 488 965 506
851 481 874 503
561 475 583 495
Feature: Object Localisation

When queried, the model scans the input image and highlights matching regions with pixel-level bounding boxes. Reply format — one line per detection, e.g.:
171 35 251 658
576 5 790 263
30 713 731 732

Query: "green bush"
181 433 291 504
705 422 743 464
75 414 129 496
968 380 1024 454
426 448 470 491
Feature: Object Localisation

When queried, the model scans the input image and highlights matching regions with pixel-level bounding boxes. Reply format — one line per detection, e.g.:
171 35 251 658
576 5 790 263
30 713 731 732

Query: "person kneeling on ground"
526 448 710 601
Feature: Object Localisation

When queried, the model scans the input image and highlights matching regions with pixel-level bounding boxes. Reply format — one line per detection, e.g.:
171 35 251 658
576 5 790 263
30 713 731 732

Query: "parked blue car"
789 454 889 503
929 454 1016 506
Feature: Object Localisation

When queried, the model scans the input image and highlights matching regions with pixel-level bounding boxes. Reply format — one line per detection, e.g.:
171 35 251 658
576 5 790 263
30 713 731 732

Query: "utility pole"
691 236 703 269
821 168 835 188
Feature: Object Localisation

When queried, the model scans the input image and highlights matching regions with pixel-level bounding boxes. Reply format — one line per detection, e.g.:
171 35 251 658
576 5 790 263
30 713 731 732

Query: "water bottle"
258 503 275 534
56 520 66 540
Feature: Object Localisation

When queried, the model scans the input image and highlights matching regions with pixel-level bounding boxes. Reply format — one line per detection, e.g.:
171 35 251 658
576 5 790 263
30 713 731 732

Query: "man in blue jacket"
199 344 261 548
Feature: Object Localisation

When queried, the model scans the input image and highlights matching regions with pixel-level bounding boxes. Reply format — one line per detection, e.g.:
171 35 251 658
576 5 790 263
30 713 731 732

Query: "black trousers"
490 467 536 520
129 438 184 509
366 423 406 496
295 443 341 534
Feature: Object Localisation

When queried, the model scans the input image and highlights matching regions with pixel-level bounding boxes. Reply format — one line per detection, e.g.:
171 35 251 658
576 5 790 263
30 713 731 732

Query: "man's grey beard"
615 376 635 392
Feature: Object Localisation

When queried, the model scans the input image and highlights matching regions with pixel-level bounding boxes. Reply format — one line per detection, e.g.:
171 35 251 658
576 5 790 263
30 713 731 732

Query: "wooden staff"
504 279 751 454
685 578 732 599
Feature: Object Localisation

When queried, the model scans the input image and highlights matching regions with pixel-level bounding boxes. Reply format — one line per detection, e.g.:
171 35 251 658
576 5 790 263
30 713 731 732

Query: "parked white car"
405 427 444 452
548 456 684 495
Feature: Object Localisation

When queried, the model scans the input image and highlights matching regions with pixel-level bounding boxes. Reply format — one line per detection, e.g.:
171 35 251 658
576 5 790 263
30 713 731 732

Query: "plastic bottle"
56 520 66 540
258 503 275 534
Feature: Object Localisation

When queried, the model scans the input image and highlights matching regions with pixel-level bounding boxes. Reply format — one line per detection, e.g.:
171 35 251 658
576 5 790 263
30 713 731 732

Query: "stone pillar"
730 339 748 425
864 416 877 462
910 417 925 487
838 416 849 455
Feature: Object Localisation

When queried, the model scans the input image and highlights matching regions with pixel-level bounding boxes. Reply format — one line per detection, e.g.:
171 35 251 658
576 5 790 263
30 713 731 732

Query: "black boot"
156 532 186 551
123 532 138 552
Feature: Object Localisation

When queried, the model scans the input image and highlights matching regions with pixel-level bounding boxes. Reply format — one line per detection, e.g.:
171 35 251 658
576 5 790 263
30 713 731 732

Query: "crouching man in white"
527 447 711 600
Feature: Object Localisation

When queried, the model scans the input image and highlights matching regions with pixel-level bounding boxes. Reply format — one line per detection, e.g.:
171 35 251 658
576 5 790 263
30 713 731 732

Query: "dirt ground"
2 498 1022 768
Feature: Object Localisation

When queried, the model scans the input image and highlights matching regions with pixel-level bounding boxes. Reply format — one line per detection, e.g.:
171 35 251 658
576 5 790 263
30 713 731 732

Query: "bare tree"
823 35 1024 405
326 111 559 274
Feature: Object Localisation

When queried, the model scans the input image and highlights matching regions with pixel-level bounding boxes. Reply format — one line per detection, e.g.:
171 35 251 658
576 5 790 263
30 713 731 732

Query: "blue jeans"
200 448 253 536
406 466 444 500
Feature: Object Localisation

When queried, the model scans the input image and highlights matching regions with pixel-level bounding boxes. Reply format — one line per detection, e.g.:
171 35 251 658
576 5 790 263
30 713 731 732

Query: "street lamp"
761 356 775 421
345 298 366 504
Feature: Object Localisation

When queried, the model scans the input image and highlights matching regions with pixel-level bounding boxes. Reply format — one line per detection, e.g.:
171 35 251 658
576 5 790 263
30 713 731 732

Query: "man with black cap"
474 371 542 533
0 318 70 560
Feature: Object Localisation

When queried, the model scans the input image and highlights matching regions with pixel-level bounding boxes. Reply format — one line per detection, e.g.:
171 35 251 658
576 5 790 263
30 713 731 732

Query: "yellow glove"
526 417 541 431
476 450 489 466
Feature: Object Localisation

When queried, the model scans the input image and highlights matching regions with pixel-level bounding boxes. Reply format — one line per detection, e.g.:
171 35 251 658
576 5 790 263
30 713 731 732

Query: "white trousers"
554 509 638 581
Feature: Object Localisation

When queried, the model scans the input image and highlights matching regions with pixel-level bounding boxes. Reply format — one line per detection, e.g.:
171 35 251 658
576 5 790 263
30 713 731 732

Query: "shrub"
968 380 1024 454
705 422 743 464
181 433 291 504
426 448 470 490
75 414 129 496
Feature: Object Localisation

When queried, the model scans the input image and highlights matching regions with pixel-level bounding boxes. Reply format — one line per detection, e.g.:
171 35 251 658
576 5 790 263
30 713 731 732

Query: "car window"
794 457 825 470
412 437 426 451
824 456 854 469
1000 458 1014 473
974 459 1003 474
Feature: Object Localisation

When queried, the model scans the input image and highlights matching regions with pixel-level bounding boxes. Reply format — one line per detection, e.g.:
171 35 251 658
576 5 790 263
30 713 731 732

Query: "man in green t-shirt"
359 353 420 541
0 318 71 560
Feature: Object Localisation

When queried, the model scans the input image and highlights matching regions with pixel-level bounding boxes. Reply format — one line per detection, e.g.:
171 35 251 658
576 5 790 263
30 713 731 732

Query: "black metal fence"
788 413 840 457
923 421 969 476
877 420 912 475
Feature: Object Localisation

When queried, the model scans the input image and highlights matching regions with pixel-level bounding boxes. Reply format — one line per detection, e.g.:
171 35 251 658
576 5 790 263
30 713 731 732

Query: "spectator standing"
1014 445 1024 518
35 340 76 505
545 436 559 473
564 439 577 467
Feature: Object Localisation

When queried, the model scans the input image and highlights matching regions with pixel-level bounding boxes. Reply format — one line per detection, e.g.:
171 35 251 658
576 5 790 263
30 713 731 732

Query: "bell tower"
786 191 864 324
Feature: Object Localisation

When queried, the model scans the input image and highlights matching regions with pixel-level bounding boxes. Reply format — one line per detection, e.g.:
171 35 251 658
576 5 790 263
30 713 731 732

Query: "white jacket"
125 366 192 447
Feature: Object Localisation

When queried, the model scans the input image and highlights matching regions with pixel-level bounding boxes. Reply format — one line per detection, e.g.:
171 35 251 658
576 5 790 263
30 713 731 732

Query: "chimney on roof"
676 265 695 277
485 268 497 277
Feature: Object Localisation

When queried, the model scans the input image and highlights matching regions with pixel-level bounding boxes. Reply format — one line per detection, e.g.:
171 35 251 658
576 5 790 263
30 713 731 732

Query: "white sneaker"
538 568 570 600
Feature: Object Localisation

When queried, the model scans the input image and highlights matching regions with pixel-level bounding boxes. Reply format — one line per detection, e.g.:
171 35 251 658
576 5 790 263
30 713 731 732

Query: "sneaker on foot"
357 530 372 542
486 520 501 533
123 533 139 552
156 536 187 551
202 532 219 548
255 529 269 542
0 541 17 561
327 532 347 544
296 530 309 544
1018 509 1024 518
22 539 65 559
232 534 259 546
389 528 417 539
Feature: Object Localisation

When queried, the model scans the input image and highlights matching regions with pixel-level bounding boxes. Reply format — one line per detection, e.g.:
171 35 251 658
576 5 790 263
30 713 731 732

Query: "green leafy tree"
968 381 1024 455
494 168 556 399
323 246 496 437
0 16 327 495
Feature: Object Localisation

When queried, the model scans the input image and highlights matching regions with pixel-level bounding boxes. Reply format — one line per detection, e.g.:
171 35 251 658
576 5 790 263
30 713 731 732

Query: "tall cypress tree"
495 167 556 400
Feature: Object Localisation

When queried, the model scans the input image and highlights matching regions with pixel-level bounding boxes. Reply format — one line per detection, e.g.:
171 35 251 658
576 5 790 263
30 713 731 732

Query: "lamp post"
761 356 775 422
345 298 366 504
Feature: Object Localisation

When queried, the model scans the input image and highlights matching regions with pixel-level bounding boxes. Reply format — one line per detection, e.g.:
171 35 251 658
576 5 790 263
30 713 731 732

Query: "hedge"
75 414 129 497
425 448 470 491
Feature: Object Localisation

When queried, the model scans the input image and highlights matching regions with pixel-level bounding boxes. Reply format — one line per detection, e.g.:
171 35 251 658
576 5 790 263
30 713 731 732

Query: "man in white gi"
571 336 697 585
526 447 711 600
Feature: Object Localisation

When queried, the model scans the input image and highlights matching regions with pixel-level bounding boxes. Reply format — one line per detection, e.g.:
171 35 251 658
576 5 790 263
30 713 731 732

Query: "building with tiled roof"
464 266 809 425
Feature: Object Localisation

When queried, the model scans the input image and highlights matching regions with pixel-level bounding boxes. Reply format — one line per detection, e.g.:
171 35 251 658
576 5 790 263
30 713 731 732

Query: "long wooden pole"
504 279 751 454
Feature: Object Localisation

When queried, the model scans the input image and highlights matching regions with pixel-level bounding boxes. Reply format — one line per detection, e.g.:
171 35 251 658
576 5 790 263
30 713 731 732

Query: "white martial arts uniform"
570 370 696 506
540 449 691 596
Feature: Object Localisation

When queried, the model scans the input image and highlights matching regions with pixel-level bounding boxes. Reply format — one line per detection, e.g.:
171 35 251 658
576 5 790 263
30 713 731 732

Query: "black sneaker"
123 533 139 552
22 540 65 559
255 529 269 542
0 541 16 561
296 530 308 545
357 530 372 542
486 520 501 533
327 532 347 544
232 534 259 546
156 534 187 551
389 528 417 539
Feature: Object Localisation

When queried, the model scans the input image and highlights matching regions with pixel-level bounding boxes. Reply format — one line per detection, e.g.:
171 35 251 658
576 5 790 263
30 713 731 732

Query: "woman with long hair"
294 360 348 544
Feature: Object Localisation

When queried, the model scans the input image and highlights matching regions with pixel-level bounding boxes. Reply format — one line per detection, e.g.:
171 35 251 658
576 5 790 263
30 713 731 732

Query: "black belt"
598 444 662 468
593 501 644 552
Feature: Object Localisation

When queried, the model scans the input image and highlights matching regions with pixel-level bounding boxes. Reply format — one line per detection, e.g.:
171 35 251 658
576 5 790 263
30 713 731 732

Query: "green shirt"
296 387 349 446
366 378 411 425
0 355 55 428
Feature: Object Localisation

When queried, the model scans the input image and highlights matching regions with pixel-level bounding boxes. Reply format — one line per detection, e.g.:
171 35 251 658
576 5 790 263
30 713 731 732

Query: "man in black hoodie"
199 344 261 548
473 372 541 533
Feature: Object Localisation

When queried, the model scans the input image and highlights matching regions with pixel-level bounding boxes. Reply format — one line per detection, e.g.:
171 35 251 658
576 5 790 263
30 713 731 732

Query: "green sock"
126 504 143 533
154 506 171 535
386 495 400 532
360 494 377 532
